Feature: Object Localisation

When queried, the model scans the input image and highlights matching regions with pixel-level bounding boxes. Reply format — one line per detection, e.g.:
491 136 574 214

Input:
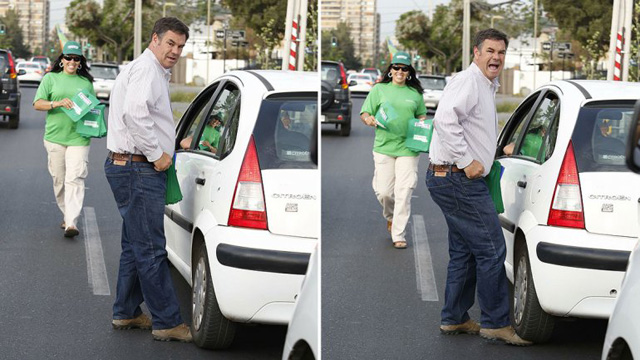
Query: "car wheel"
513 243 554 343
8 113 19 129
192 244 236 349
321 81 334 111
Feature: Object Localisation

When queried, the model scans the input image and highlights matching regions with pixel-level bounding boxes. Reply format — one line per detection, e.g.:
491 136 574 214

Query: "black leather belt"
429 163 464 173
108 151 150 163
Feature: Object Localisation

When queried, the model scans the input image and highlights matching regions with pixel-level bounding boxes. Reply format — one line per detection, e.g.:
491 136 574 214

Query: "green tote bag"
404 118 434 153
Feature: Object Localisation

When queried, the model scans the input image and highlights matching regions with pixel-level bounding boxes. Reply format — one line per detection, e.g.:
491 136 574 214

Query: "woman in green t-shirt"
33 41 96 238
360 52 428 249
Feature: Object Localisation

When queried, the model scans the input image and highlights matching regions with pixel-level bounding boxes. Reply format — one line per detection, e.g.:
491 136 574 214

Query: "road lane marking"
412 215 439 302
83 207 111 296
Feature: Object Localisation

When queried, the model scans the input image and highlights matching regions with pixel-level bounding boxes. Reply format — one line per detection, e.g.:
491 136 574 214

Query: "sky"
50 0 72 28
377 0 450 40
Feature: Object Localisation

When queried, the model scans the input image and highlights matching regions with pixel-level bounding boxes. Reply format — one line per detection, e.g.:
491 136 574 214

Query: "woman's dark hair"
379 63 424 94
151 17 190 42
49 54 94 83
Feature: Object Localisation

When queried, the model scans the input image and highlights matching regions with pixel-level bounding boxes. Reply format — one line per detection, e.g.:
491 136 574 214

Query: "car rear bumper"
321 101 351 124
521 226 635 318
0 94 20 115
206 226 316 324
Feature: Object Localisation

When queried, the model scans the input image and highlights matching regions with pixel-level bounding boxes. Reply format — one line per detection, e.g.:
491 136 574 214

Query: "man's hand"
463 160 484 179
153 152 172 172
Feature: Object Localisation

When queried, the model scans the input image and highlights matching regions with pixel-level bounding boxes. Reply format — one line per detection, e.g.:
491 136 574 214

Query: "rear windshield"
349 74 371 81
572 101 634 173
252 96 317 170
419 77 446 90
90 66 119 80
321 62 340 83
0 52 8 72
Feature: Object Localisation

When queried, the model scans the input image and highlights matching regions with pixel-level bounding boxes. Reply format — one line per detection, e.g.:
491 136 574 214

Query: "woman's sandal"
393 241 407 249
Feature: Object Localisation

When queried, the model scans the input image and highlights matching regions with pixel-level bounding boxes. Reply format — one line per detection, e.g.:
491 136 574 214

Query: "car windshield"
419 77 446 90
253 96 317 169
91 66 118 80
362 70 378 77
572 101 634 172
349 75 371 81
19 63 40 69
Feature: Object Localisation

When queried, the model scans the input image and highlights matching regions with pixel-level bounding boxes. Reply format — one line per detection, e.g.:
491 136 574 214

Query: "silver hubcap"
192 256 207 331
514 255 528 326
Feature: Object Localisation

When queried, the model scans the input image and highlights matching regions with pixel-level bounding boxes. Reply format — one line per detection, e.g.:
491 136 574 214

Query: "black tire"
8 113 18 129
339 121 350 136
191 244 236 349
513 242 555 343
320 81 334 111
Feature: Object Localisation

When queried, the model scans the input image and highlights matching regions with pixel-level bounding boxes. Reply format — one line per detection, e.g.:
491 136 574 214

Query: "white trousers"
372 151 419 243
44 139 90 229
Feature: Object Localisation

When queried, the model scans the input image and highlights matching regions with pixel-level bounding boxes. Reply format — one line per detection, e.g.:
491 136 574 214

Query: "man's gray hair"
474 28 509 50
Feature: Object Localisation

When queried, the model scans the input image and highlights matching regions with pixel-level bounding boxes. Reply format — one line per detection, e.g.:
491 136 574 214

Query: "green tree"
0 10 31 58
540 0 612 52
304 0 317 71
321 22 361 70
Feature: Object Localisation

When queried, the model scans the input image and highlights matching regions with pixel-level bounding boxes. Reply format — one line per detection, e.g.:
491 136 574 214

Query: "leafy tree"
304 0 317 71
540 0 612 52
0 10 31 58
321 22 361 70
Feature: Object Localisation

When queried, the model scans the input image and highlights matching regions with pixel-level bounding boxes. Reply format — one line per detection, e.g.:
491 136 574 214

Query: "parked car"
88 63 120 103
321 60 354 136
30 55 51 72
361 67 382 83
418 74 446 111
347 73 374 94
0 49 24 129
16 61 44 83
601 101 640 360
496 80 640 343
282 246 318 360
165 70 318 349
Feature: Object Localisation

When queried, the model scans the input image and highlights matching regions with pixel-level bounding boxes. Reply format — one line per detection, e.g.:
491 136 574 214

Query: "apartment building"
0 0 50 53
321 0 379 66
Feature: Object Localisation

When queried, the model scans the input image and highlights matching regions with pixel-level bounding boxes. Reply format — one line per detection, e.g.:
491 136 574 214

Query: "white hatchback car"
347 73 374 94
165 70 318 349
88 63 120 103
418 74 446 111
497 80 640 343
15 61 44 83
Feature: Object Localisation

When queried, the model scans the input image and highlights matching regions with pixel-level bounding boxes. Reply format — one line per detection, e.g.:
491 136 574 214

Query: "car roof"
224 70 318 93
90 63 119 68
548 80 640 102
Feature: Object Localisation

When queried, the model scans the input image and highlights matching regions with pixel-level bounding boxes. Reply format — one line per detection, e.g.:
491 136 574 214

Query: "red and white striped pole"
614 29 623 81
288 17 299 70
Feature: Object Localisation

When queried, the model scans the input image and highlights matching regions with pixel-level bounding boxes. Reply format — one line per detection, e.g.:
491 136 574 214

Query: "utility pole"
607 0 633 81
462 0 470 69
134 0 142 58
282 0 308 70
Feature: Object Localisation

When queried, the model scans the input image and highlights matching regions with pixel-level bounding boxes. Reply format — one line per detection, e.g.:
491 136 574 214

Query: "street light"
490 15 504 28
163 2 176 17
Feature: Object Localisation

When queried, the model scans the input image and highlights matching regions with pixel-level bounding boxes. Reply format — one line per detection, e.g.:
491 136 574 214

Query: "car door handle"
195 177 206 185
517 180 527 188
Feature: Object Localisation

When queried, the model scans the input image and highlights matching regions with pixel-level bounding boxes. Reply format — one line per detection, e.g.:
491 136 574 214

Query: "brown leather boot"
480 326 534 346
112 313 152 330
440 319 481 335
152 323 193 343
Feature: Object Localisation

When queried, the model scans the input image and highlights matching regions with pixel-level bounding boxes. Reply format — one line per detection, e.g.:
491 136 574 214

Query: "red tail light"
548 141 585 228
339 64 348 89
7 53 17 79
228 136 268 230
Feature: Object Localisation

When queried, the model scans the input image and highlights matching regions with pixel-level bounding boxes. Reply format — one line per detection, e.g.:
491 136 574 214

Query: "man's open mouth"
489 64 500 70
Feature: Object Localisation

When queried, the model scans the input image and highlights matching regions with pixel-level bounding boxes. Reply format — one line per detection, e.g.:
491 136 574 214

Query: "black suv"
321 60 355 136
0 49 22 129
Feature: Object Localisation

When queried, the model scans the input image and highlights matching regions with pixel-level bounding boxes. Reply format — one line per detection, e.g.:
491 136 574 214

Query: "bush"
496 101 520 113
170 91 197 103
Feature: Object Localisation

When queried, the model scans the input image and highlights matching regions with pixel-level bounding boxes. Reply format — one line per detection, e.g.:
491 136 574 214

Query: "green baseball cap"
391 51 411 66
63 41 83 56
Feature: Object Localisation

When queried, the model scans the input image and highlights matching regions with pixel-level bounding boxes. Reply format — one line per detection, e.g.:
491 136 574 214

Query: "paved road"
0 85 286 360
320 95 607 360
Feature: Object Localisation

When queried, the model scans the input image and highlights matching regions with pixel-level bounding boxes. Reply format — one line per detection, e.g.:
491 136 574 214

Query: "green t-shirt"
198 125 221 151
520 133 543 158
34 71 96 146
360 82 427 157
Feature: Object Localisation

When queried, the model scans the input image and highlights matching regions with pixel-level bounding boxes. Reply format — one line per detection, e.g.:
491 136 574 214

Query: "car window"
573 102 634 172
419 77 446 91
91 66 119 80
215 85 241 159
516 93 559 162
253 96 317 169
178 87 219 151
321 63 339 83
499 91 541 157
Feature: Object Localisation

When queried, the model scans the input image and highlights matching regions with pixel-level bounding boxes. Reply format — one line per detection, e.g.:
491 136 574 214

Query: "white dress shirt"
106 48 174 162
428 62 500 177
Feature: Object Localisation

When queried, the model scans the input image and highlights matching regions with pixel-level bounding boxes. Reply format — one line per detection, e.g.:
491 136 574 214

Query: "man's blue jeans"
105 158 183 330
426 169 510 329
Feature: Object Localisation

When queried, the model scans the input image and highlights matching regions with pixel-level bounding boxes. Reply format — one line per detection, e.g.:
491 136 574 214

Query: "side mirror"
349 80 357 87
17 69 26 76
626 100 640 173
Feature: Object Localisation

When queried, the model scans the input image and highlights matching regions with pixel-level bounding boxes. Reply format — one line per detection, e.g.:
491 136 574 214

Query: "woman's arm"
361 112 376 127
33 98 73 111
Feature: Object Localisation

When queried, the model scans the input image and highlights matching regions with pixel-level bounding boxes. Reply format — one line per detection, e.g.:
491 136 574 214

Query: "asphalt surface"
320 94 608 360
0 85 286 360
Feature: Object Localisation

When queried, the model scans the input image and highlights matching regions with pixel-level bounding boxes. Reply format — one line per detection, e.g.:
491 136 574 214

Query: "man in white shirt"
104 17 192 343
426 28 533 346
